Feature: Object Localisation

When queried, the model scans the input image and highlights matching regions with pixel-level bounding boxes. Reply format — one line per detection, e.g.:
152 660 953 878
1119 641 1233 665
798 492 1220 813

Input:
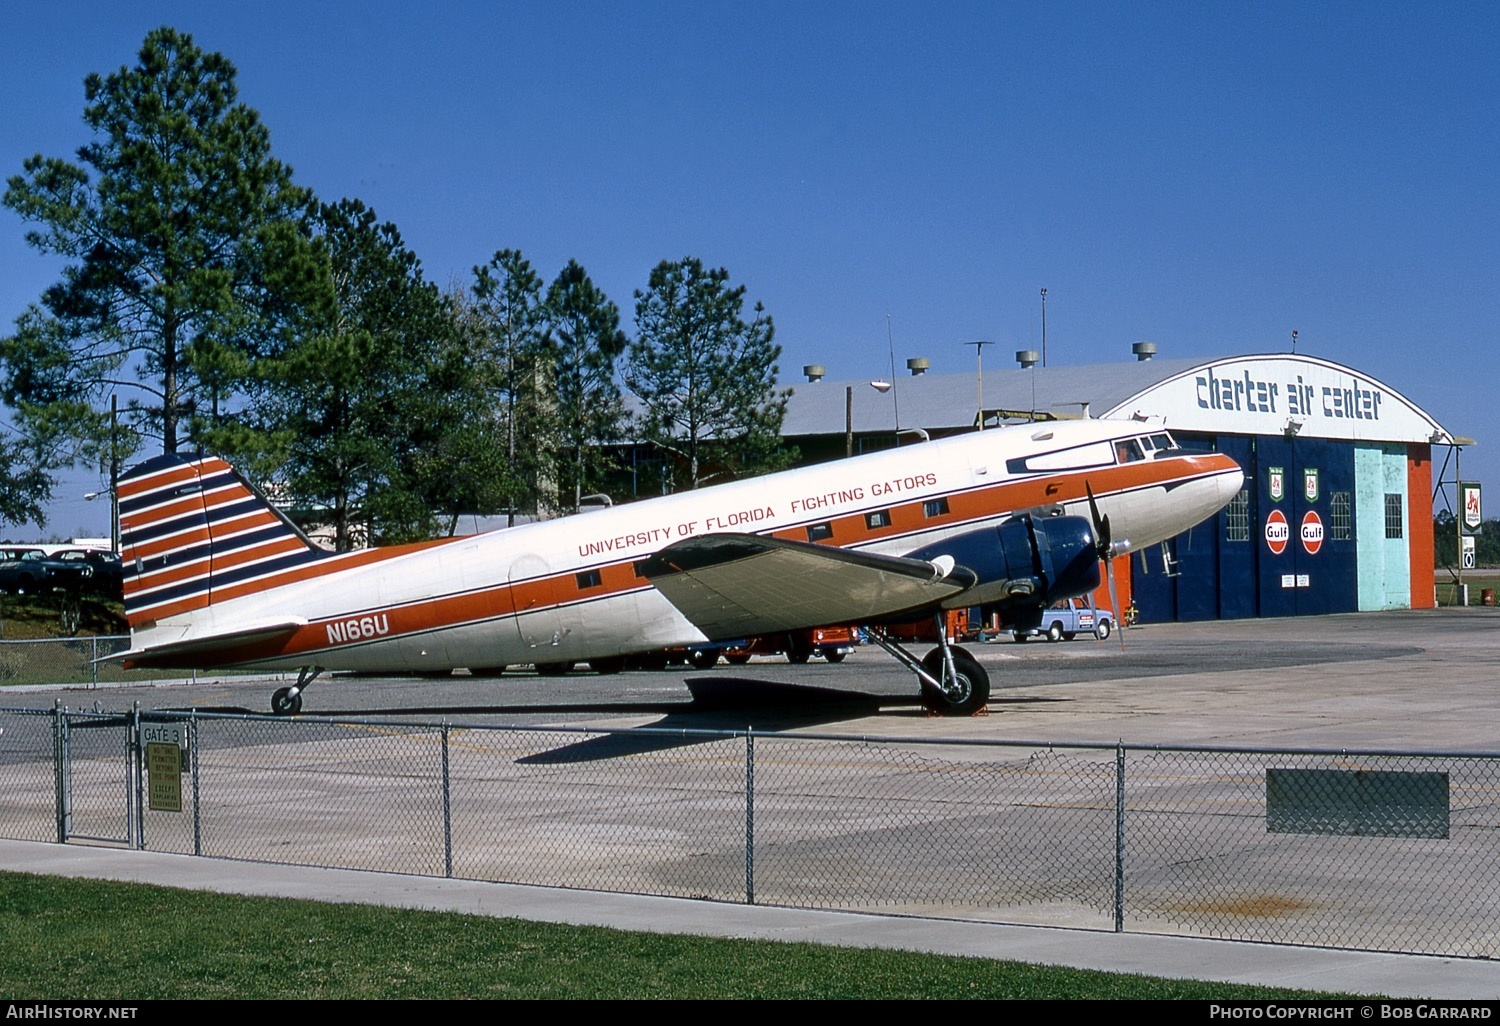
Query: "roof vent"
1132 341 1157 361
803 364 825 383
1016 349 1040 369
906 357 929 376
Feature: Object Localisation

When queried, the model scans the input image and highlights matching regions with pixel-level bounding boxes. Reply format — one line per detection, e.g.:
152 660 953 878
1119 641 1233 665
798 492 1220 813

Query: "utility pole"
1040 288 1048 367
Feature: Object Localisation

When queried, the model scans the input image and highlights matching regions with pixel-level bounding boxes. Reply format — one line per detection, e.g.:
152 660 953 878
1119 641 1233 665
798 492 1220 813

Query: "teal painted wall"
1355 444 1411 610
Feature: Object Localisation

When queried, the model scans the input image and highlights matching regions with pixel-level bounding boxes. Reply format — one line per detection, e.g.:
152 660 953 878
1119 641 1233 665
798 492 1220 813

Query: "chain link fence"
3 704 1498 958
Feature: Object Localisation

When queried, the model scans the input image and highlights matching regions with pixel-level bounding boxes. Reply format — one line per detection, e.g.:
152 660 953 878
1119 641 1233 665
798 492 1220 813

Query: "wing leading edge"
638 532 977 640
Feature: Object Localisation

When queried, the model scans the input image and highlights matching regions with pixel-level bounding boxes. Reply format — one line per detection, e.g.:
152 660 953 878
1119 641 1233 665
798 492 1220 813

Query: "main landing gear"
865 614 990 716
271 666 323 716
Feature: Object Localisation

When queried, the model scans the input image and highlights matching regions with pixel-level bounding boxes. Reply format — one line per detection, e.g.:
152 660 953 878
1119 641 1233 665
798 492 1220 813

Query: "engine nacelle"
903 513 1100 614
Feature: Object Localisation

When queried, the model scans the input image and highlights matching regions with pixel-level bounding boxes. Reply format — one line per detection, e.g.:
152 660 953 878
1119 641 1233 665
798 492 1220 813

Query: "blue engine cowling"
903 513 1100 616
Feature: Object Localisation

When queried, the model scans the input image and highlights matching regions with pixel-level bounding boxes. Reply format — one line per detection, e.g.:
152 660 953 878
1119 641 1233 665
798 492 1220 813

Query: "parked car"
1012 598 1115 642
0 547 122 599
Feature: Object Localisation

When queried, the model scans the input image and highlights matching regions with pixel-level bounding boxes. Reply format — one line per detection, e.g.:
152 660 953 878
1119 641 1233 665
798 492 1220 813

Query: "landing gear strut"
865 614 990 716
271 666 323 716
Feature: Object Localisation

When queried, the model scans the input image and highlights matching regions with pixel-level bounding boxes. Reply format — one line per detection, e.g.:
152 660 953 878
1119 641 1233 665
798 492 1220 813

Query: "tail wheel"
271 687 302 716
919 649 990 716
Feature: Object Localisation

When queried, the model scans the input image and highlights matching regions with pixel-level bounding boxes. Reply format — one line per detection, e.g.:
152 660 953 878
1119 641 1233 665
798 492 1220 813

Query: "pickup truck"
1012 598 1115 642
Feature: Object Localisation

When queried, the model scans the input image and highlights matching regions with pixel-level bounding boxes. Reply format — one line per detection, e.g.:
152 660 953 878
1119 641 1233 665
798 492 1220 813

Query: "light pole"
1040 288 1047 368
964 340 994 430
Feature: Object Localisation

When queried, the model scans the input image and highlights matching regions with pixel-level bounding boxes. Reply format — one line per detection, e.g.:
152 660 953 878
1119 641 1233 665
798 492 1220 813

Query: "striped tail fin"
117 453 324 627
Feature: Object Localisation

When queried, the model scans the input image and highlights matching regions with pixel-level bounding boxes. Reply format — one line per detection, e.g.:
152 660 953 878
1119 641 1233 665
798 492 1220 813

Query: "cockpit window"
1115 439 1145 464
1148 432 1175 451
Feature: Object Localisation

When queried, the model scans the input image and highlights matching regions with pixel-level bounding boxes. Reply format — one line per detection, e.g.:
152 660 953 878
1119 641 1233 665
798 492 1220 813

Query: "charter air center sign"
1110 356 1445 444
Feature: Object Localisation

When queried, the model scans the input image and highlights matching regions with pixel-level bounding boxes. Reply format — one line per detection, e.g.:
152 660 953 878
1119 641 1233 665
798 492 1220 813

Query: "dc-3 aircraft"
113 417 1243 716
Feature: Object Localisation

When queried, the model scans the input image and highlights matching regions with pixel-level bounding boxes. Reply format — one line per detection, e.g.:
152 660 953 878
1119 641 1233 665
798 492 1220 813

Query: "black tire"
1062 631 1077 641
725 651 751 665
824 651 846 664
588 656 626 675
688 648 720 670
786 637 812 664
1012 633 1028 643
271 687 302 716
1096 620 1112 641
535 661 574 677
918 648 991 716
469 665 508 677
1047 621 1064 643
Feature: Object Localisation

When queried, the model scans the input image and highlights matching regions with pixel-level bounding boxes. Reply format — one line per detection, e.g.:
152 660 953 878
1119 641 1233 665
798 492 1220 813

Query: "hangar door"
1254 435 1357 617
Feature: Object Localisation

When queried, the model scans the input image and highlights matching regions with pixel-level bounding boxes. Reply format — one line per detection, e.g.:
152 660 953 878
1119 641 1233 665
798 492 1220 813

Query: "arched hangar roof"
784 354 1459 446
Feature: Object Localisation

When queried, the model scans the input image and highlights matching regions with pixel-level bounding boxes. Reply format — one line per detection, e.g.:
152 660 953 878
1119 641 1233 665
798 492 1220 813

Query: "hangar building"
784 353 1464 623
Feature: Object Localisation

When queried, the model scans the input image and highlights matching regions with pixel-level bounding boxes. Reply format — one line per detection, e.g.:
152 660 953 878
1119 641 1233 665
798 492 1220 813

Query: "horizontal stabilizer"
639 533 976 640
104 617 307 667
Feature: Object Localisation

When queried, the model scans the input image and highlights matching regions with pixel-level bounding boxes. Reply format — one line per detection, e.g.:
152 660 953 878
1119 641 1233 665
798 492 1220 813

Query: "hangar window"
1384 494 1404 539
866 509 892 529
923 497 950 518
806 522 833 542
1226 489 1250 541
575 569 602 589
1331 492 1352 540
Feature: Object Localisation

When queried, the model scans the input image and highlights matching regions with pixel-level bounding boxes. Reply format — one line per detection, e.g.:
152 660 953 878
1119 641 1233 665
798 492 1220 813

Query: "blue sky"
3 1 1496 538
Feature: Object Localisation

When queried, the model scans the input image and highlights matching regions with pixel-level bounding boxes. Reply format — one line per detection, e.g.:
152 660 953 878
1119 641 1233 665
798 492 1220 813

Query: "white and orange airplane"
113 417 1243 716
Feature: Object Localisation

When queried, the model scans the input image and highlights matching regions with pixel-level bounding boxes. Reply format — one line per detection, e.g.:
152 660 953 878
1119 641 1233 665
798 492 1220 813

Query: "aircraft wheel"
588 656 626 675
535 661 574 677
824 651 846 664
271 687 302 716
725 651 751 665
1096 620 1112 641
688 648 719 670
1047 622 1064 643
919 649 990 716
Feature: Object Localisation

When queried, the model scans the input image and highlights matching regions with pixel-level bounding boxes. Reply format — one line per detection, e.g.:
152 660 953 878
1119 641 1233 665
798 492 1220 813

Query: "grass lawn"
0 871 1368 1000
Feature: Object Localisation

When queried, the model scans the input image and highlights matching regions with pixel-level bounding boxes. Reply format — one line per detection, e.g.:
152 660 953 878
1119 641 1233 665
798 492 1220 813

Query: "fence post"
130 702 143 850
191 710 202 857
745 730 755 905
1114 741 1126 933
442 721 453 879
52 701 67 844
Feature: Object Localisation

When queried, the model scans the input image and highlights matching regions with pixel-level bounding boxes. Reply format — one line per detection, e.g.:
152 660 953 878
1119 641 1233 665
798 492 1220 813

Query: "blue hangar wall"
1105 356 1447 623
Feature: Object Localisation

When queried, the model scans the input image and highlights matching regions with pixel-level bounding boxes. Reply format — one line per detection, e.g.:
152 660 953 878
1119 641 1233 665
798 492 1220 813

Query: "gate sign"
1462 482 1482 535
1265 509 1290 555
1301 510 1324 555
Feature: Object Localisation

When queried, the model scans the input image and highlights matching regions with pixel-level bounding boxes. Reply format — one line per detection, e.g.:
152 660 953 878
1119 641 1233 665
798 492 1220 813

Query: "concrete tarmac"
7 608 1500 998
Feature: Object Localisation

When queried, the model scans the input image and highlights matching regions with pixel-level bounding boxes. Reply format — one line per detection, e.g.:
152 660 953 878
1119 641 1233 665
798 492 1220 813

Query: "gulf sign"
1265 509 1290 555
1301 511 1324 555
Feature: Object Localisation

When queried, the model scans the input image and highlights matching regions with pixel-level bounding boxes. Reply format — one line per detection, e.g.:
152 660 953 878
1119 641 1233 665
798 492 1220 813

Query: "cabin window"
806 522 833 542
865 509 891 529
575 569 602 589
922 497 950 519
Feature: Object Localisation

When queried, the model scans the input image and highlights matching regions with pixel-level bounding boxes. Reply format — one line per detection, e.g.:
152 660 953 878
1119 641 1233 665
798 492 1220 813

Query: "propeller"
1086 482 1127 652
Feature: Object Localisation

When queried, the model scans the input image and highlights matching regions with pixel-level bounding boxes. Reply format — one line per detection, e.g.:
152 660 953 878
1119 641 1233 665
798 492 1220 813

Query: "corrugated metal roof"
784 356 1218 435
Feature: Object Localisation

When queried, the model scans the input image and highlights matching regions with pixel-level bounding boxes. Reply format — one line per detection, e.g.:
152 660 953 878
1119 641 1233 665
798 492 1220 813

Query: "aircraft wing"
638 533 976 640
